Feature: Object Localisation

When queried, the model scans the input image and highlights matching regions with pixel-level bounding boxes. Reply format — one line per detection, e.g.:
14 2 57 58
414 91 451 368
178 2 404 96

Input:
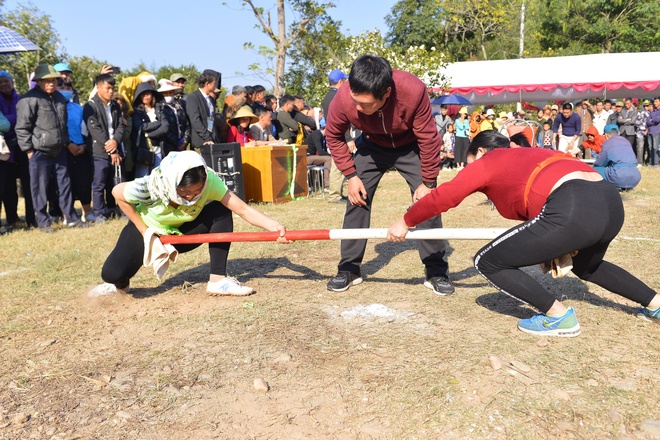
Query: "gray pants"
337 139 449 279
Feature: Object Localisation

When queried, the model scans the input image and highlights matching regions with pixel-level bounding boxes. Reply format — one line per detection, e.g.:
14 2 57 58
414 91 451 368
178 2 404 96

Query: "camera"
111 66 121 75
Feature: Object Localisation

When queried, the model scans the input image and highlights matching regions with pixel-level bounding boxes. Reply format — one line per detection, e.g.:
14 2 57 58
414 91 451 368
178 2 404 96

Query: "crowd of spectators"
0 63 342 234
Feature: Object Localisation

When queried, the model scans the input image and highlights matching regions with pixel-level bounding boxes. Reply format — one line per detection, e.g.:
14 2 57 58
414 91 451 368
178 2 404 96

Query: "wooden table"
241 145 308 203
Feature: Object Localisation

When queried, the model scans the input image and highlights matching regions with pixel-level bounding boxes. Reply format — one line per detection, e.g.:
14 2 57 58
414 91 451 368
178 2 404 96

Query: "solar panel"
0 25 40 54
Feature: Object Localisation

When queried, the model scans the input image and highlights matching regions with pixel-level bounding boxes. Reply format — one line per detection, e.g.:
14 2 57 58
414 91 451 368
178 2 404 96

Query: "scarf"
147 150 209 206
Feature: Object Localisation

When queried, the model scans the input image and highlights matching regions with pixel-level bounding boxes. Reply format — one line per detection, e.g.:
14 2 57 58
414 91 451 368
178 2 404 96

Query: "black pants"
338 139 448 279
67 149 92 205
474 180 656 313
29 149 77 228
2 149 36 226
101 201 233 288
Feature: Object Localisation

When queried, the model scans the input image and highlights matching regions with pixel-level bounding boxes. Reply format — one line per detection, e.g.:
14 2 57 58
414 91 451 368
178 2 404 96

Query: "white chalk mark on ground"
618 236 660 243
0 268 27 277
322 303 416 320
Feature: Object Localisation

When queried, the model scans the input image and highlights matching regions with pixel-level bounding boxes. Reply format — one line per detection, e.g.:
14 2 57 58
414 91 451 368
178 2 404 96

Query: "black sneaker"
424 276 455 296
327 271 363 292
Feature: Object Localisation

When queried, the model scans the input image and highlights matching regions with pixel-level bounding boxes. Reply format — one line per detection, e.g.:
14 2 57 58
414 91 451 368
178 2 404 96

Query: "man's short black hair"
265 94 276 105
253 84 266 94
197 71 216 88
253 106 269 118
562 103 573 111
245 85 254 96
279 94 294 106
348 55 393 100
94 73 115 87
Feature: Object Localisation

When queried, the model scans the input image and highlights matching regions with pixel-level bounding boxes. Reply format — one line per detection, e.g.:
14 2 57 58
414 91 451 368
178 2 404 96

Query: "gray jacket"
16 87 69 157
617 107 638 136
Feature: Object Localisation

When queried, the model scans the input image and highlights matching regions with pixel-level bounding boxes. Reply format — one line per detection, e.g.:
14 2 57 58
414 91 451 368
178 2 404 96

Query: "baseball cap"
615 101 624 107
328 69 348 85
170 73 186 82
550 104 558 110
604 124 619 133
53 62 72 73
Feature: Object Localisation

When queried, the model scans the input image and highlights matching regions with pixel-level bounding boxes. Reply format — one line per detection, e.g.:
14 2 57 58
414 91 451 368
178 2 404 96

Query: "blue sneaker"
517 307 581 337
637 306 660 322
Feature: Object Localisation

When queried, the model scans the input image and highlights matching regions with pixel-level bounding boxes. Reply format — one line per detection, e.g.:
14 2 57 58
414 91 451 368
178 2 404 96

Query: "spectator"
131 83 171 178
306 119 332 189
53 62 80 104
250 85 267 113
441 123 455 170
577 99 594 158
607 101 622 126
550 104 559 122
16 64 84 232
325 55 452 295
592 100 608 135
293 95 317 134
617 98 638 153
84 74 126 223
186 71 218 149
454 107 470 169
593 124 641 190
604 99 614 115
0 108 10 232
58 77 94 223
646 96 660 168
170 73 187 99
497 112 510 135
274 95 298 144
0 70 35 228
227 105 257 146
322 68 355 203
552 103 581 154
158 79 188 152
537 120 554 149
434 105 452 138
480 109 499 132
469 111 481 139
634 99 652 166
581 125 604 157
249 106 274 143
113 92 135 181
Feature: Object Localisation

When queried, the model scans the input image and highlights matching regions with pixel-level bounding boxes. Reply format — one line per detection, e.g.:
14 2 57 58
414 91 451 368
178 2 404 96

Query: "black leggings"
101 201 233 288
474 179 657 313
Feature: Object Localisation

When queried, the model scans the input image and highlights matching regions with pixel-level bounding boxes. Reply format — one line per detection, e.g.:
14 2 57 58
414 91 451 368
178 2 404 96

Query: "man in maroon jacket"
325 55 453 295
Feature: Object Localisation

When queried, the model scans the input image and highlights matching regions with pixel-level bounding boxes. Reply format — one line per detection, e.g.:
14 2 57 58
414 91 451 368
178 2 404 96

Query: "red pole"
160 229 331 245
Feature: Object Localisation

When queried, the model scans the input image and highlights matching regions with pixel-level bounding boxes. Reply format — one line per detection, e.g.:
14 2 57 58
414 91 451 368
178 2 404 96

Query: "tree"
442 0 509 60
0 4 63 93
385 0 445 52
285 10 349 105
238 0 333 97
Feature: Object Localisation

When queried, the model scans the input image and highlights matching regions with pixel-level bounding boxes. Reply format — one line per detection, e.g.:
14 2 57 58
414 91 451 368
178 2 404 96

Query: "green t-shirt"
123 169 229 235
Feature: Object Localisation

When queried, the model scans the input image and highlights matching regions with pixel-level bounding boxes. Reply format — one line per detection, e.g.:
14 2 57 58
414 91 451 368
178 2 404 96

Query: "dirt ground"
1 169 659 439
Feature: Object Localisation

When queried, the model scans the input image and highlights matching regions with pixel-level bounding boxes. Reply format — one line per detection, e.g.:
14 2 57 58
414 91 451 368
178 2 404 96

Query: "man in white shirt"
592 100 608 135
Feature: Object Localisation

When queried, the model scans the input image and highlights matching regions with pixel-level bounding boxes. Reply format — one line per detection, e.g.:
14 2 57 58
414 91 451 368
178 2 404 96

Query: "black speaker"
200 143 245 201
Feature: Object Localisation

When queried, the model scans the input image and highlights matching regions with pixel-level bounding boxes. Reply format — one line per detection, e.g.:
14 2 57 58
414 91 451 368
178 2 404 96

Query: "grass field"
0 167 659 439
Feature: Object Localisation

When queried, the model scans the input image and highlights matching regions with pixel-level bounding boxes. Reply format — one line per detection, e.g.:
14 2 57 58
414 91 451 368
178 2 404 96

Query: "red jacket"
581 125 604 154
404 148 599 226
325 70 441 182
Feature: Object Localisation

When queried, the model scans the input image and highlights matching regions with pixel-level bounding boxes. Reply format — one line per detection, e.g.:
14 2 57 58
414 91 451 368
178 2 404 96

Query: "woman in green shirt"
88 150 290 297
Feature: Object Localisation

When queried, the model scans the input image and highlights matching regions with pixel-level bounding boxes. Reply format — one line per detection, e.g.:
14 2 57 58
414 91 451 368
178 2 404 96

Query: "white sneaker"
207 277 255 296
88 282 129 297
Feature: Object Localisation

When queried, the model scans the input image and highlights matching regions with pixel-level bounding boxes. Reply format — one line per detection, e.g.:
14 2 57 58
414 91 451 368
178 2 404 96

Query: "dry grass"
0 168 659 439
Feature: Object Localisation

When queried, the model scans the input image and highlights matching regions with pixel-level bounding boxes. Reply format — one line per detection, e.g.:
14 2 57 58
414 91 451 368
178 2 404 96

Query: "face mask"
164 96 174 104
60 90 73 102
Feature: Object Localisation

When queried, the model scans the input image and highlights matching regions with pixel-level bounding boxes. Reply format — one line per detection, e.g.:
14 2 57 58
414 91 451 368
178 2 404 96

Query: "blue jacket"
593 134 641 189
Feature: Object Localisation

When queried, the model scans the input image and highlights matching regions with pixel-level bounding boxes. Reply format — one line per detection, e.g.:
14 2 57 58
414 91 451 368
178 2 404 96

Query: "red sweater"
404 148 599 226
325 70 441 182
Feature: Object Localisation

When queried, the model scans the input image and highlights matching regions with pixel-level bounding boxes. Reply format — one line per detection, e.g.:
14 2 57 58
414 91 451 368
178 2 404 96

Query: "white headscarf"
147 151 209 206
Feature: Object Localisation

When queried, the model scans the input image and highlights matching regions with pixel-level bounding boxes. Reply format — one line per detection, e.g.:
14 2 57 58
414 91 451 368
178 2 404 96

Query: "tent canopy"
433 52 660 105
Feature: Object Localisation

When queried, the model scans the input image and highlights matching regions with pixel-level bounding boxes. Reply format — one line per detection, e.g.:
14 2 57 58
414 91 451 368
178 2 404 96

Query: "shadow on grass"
475 269 640 318
127 256 326 299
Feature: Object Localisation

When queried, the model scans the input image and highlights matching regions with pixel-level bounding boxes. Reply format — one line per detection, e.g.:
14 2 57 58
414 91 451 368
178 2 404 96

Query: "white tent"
433 52 660 105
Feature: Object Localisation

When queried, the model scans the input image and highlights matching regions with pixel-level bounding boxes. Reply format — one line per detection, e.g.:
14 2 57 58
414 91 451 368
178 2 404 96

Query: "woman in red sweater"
388 130 659 337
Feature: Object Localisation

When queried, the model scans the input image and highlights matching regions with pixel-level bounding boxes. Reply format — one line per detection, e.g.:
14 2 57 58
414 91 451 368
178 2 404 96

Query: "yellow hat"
499 111 508 119
458 106 468 115
230 105 258 124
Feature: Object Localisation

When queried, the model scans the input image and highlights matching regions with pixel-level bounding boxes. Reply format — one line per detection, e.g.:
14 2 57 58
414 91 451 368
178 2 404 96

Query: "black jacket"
131 103 171 154
186 89 215 147
16 87 69 157
83 94 127 160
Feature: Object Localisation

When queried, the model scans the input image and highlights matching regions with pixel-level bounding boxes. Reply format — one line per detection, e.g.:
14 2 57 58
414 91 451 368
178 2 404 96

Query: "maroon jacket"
325 69 441 183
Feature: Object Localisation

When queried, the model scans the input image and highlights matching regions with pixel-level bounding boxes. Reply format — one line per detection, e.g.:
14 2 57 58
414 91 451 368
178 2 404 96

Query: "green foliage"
0 4 63 93
385 0 445 51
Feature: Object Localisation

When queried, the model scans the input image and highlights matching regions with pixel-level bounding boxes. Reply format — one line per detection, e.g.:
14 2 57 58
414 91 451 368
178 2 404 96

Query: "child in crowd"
538 120 554 149
441 123 455 170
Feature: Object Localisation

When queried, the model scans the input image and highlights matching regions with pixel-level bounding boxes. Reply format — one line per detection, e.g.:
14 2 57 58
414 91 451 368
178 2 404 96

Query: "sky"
2 0 399 90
